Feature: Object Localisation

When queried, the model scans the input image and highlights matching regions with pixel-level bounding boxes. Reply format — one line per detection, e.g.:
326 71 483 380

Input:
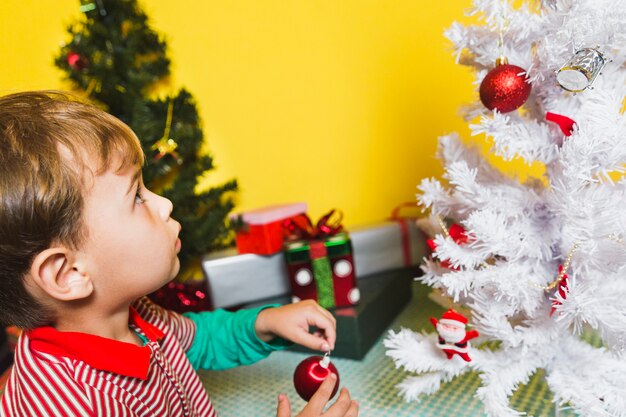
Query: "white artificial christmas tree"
384 1 626 416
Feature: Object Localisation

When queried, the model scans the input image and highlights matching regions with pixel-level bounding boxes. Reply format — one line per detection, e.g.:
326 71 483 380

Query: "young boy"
0 91 358 417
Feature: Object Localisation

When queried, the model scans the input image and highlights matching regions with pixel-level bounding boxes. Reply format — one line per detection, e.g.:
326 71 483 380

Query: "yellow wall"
1 0 518 228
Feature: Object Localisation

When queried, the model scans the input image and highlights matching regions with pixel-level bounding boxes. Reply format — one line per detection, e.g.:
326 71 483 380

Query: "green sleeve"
183 304 292 370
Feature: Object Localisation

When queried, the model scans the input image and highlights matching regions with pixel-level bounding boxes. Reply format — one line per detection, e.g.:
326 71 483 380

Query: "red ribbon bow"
282 210 344 242
546 112 576 137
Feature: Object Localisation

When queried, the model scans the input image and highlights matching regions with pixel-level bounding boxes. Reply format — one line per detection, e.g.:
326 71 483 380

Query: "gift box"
284 232 359 309
202 249 290 309
350 219 426 277
234 203 307 255
244 268 414 359
201 218 427 310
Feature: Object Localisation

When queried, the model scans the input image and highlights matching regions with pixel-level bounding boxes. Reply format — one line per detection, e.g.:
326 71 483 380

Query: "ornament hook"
320 351 331 368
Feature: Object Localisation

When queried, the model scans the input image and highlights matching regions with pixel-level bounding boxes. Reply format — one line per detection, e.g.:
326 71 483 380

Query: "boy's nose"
157 194 174 220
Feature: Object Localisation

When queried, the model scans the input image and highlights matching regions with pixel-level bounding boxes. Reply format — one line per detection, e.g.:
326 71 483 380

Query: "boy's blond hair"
0 91 144 329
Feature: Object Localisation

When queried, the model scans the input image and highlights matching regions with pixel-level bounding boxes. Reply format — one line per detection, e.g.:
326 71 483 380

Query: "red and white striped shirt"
0 297 215 417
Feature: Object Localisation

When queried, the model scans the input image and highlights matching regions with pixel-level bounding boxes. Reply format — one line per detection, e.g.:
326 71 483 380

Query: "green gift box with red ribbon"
283 211 359 309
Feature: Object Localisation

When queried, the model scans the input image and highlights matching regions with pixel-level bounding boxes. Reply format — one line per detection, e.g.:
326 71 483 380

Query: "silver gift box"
351 220 426 277
202 220 426 309
202 249 290 309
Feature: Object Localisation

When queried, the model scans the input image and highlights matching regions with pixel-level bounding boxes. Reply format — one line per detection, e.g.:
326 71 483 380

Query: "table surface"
200 280 581 417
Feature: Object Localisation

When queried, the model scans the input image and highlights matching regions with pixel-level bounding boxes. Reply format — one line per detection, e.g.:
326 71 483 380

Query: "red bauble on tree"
67 51 88 71
293 355 339 401
479 63 531 113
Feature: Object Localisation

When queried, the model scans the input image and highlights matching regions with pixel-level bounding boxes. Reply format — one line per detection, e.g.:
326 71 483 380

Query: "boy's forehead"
58 139 140 172
51 128 144 200
63 146 142 192
81 164 142 202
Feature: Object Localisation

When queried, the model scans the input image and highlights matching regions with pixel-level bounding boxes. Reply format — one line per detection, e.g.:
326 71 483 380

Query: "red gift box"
234 203 307 255
284 233 359 309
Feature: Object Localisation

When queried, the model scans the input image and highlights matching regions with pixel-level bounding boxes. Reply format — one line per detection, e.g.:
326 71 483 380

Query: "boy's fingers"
276 393 291 417
296 331 330 352
305 314 336 351
305 373 337 415
317 305 336 328
323 388 352 416
345 400 359 417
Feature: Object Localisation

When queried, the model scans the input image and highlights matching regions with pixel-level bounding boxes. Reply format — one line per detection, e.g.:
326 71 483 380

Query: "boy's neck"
53 304 143 346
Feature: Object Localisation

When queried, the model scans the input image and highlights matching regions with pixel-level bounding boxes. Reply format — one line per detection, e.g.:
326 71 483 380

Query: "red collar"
26 307 165 380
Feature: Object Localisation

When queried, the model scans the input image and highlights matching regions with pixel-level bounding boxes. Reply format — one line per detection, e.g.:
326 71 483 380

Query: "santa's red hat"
439 309 467 327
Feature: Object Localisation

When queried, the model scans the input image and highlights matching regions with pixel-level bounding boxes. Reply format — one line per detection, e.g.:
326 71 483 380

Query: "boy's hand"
276 374 359 417
255 300 336 352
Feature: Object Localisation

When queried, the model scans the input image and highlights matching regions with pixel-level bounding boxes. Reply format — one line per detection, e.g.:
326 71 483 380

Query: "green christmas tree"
55 0 238 279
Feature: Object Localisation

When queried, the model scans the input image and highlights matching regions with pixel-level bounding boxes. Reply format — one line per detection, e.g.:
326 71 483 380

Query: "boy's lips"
174 223 182 253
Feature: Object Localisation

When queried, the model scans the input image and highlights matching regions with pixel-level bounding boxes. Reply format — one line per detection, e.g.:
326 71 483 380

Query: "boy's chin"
163 272 179 287
148 266 181 294
168 259 181 280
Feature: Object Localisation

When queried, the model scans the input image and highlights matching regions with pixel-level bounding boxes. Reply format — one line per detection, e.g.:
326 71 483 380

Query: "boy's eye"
135 185 146 205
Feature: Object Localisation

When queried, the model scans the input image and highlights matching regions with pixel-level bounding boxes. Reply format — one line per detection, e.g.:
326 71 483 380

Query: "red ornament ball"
293 355 339 401
479 64 531 113
67 52 88 71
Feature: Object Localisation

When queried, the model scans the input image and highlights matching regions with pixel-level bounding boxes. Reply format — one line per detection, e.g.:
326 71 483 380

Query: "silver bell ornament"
555 48 607 92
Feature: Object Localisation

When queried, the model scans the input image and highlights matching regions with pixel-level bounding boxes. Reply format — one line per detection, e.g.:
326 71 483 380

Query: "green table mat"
200 280 582 417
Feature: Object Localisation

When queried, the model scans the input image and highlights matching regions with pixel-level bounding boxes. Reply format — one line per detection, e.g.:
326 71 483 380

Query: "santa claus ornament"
430 309 479 362
293 353 339 401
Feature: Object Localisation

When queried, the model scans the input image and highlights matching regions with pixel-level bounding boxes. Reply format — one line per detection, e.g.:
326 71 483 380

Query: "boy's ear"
29 247 94 301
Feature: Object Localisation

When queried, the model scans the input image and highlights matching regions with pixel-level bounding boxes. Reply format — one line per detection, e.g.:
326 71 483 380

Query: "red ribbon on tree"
427 224 469 270
546 112 577 137
549 265 568 316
